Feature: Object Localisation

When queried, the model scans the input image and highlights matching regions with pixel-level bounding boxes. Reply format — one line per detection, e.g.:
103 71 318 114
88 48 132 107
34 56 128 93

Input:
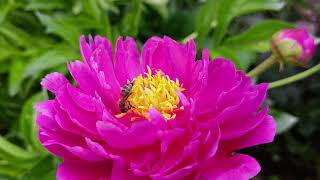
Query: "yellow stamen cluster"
125 66 184 120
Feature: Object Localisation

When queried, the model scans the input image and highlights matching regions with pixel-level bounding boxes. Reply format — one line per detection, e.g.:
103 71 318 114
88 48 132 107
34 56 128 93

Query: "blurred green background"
0 0 319 179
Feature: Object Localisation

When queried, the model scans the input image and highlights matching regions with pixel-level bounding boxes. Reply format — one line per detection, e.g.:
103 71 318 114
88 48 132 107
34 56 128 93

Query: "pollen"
118 66 184 121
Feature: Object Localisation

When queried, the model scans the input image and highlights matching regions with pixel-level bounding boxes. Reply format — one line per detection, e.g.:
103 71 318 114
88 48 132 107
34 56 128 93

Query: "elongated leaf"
0 162 26 178
36 13 82 47
195 0 219 47
235 0 285 17
8 59 25 96
81 0 102 22
213 0 285 45
270 109 299 135
121 0 142 37
23 45 79 77
25 0 65 10
0 136 38 165
19 92 48 154
0 22 33 48
223 20 295 52
0 0 18 24
20 156 56 180
0 38 18 62
143 0 169 19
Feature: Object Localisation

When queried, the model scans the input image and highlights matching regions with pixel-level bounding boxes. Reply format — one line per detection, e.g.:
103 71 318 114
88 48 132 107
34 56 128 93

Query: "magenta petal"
34 100 55 118
220 107 269 140
111 159 148 180
151 163 198 180
148 108 168 129
202 153 260 180
57 160 112 180
188 49 209 98
85 137 118 159
68 61 98 95
91 44 120 93
56 84 99 135
41 72 68 94
79 35 92 64
97 120 158 148
222 115 276 151
115 36 142 86
194 59 238 116
142 36 196 87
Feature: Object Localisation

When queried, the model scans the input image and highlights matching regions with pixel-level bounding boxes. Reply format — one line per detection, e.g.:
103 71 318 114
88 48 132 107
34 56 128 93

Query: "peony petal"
111 158 148 180
68 60 98 95
57 160 112 180
202 153 261 180
115 36 142 86
220 107 268 140
222 115 276 151
56 84 99 135
79 35 92 64
142 36 196 87
41 72 68 94
194 58 238 118
97 120 158 149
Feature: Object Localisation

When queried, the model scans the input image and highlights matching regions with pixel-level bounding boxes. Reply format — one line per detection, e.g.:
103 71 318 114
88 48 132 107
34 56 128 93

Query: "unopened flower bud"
271 29 316 66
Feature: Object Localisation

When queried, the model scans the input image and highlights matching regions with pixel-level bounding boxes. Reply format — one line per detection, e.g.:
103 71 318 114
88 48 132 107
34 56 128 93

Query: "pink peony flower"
271 29 316 66
35 35 276 180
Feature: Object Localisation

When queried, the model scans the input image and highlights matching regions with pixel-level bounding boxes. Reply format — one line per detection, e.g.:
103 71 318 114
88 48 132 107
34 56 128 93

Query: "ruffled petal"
114 36 142 86
68 60 98 95
41 72 68 94
222 115 276 151
57 160 112 180
97 120 158 149
202 153 261 180
142 36 196 87
194 58 238 118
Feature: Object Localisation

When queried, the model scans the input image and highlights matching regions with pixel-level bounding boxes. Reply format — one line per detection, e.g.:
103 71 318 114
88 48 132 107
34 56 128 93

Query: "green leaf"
234 51 257 71
0 136 38 165
212 0 237 46
121 0 142 37
195 0 219 47
23 45 79 77
234 0 285 17
36 13 82 47
213 0 285 45
20 156 57 180
8 59 26 96
0 0 18 24
19 92 48 154
0 22 33 48
81 0 102 22
223 20 295 52
270 109 299 135
0 37 18 62
25 0 65 11
143 0 169 19
0 162 25 178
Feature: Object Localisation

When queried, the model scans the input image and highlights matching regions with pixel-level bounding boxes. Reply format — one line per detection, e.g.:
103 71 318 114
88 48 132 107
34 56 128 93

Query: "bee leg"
128 101 135 109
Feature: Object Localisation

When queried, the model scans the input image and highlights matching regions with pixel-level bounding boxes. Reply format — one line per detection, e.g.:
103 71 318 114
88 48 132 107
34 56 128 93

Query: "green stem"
247 55 278 77
269 64 320 89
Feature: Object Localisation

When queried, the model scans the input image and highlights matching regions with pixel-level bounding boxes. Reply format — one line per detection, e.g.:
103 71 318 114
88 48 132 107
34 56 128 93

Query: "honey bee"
119 82 134 113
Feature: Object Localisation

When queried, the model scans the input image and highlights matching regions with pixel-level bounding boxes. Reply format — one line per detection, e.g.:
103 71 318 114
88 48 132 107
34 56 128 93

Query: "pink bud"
271 29 316 66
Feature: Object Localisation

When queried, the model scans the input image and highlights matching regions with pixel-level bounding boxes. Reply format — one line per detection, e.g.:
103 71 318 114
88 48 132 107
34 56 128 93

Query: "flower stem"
247 55 278 77
269 64 320 89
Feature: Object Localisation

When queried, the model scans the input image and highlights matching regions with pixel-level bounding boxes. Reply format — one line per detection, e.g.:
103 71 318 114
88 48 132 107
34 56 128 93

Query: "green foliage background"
0 0 319 179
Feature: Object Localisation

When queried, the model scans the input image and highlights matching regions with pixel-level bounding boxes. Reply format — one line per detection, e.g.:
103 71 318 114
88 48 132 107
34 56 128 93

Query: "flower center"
116 66 184 120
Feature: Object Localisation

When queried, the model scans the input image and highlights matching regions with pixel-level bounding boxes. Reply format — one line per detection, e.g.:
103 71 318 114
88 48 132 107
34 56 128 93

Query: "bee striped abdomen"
119 82 134 113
